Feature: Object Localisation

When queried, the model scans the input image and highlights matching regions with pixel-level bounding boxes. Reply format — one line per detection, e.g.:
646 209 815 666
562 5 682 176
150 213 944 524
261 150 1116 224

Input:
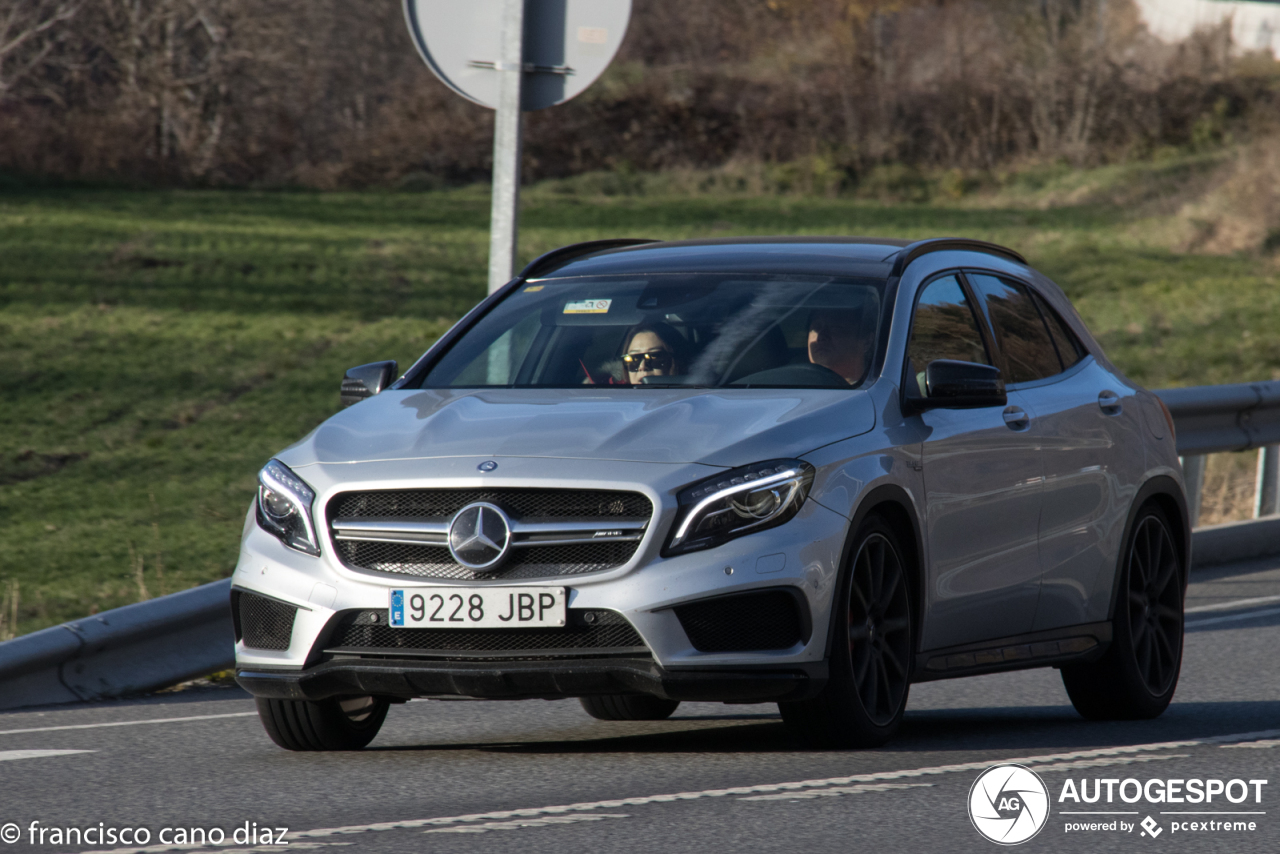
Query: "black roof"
524 236 1025 281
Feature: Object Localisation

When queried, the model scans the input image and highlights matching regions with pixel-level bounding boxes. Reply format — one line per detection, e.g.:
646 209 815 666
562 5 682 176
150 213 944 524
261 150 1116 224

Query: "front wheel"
780 514 913 749
1061 505 1184 720
256 695 390 751
580 695 680 721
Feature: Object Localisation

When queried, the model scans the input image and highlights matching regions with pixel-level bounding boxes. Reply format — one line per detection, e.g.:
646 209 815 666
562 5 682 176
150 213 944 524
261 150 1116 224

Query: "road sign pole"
487 0 525 294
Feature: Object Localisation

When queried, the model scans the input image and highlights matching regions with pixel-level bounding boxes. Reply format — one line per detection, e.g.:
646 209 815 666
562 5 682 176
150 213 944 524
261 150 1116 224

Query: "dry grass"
1198 451 1267 526
1178 136 1280 255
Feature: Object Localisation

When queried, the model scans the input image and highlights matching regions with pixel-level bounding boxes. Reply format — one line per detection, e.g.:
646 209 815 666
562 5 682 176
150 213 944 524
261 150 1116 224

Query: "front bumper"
235 657 826 703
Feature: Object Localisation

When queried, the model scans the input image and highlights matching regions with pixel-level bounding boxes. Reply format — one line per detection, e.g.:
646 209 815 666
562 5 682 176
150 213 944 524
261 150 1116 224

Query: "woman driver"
621 321 690 383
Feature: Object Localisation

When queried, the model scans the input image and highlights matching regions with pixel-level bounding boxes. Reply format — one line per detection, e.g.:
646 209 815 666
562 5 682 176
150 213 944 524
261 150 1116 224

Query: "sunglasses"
622 350 674 372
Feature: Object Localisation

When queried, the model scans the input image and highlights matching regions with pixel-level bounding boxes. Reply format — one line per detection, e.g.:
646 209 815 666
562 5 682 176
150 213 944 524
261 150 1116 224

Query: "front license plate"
389 587 566 628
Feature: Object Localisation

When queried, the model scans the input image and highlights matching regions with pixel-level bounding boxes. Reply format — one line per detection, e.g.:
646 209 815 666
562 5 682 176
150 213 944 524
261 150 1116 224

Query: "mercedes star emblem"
447 502 511 570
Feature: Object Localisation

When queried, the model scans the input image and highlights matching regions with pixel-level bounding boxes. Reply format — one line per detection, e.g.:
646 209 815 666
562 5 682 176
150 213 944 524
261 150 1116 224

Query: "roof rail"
519 238 661 280
889 238 1027 277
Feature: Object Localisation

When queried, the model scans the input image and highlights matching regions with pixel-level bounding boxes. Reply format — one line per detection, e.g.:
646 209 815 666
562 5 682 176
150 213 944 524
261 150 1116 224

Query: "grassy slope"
1 163 1277 634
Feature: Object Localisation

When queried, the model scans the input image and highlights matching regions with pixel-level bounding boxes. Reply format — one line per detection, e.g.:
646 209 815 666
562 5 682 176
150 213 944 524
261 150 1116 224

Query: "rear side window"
968 274 1062 384
1033 291 1086 370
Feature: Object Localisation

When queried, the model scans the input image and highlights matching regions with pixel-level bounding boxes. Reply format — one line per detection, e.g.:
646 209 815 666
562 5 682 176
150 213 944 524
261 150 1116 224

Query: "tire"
780 514 913 749
1061 505 1184 720
256 695 390 751
579 695 680 721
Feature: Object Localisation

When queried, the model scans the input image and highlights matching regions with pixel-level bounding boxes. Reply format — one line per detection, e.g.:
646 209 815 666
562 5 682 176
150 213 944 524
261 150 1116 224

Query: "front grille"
324 608 647 660
330 489 652 521
233 590 297 651
334 540 639 580
674 589 807 652
328 489 653 581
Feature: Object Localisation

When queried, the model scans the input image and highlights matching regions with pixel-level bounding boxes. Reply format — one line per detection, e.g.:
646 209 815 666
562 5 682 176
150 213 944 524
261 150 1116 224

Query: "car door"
907 273 1045 650
967 273 1135 631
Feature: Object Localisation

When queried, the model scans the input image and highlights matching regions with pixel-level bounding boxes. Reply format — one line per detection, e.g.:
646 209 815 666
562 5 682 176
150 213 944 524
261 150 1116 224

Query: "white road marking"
742 782 932 801
426 814 629 834
1185 593 1280 614
0 712 256 737
1186 606 1280 628
0 749 95 762
76 727 1280 854
1030 753 1189 772
1223 739 1280 749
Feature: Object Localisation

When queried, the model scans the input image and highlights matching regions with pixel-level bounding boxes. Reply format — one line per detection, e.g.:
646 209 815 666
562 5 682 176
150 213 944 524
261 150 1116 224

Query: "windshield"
418 273 888 389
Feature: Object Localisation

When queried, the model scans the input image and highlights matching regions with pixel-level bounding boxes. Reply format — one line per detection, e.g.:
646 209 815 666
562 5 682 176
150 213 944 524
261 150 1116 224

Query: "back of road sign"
404 0 632 112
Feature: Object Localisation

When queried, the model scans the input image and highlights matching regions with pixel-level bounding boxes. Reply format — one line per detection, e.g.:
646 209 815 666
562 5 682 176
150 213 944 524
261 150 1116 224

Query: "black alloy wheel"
780 514 913 748
1126 514 1184 695
847 530 914 726
1062 505 1184 720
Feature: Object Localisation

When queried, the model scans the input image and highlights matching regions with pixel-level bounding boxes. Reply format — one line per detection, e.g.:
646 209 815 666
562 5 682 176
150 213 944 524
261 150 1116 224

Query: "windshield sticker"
522 285 544 292
563 298 612 314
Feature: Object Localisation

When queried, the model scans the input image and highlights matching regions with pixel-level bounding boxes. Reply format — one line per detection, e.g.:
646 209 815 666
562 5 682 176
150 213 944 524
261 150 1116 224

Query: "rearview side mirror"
340 360 398 408
909 360 1006 411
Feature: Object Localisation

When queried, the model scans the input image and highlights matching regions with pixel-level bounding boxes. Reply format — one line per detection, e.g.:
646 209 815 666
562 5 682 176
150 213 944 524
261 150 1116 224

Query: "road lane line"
1029 753 1190 772
1186 606 1280 628
76 726 1280 854
0 749 94 762
1185 593 1280 614
0 712 256 737
1223 739 1280 749
425 814 630 834
742 782 933 801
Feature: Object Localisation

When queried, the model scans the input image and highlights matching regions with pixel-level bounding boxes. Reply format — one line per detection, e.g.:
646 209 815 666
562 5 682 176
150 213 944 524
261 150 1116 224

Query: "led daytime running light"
256 460 321 556
668 463 811 552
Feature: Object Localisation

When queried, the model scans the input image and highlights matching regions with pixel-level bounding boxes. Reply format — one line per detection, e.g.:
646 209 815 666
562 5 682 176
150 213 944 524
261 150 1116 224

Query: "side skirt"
911 621 1112 683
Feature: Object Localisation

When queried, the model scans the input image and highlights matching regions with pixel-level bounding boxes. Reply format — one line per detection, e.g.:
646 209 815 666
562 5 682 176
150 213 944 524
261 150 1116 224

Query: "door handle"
1098 390 1122 415
1003 405 1030 431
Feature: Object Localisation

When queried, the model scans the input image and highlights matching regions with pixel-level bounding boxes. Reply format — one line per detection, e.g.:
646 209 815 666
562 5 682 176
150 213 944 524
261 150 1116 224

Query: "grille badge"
477 460 498 472
447 502 511 570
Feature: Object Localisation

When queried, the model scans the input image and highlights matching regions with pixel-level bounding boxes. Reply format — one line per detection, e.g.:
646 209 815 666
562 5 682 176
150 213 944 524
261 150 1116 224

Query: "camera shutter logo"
969 764 1051 845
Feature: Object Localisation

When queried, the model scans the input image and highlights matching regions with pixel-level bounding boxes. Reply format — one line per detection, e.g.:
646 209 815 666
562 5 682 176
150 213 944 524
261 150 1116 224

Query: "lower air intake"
674 589 807 652
324 609 646 660
232 590 297 651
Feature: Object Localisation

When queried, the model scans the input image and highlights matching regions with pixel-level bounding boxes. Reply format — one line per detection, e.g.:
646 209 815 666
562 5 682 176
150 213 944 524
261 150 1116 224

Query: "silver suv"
232 237 1189 751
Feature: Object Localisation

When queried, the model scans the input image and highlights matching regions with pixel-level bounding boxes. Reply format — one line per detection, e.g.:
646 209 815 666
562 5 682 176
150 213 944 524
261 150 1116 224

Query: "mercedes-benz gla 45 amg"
232 237 1189 750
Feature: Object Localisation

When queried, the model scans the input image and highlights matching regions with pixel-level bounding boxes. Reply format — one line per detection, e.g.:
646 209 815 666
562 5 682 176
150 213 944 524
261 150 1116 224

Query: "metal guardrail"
1 380 1279 712
0 579 233 712
1155 380 1280 526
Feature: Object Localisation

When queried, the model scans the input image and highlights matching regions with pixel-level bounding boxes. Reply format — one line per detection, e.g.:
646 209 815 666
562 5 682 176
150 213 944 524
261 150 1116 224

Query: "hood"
279 387 876 469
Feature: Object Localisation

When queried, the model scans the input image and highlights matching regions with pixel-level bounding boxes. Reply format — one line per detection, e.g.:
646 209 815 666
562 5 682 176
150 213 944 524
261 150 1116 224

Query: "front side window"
906 275 992 397
968 274 1063 384
418 274 888 389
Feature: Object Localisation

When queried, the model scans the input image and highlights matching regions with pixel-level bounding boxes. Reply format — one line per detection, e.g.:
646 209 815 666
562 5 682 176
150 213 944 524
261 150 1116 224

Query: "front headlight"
255 460 321 556
664 459 815 556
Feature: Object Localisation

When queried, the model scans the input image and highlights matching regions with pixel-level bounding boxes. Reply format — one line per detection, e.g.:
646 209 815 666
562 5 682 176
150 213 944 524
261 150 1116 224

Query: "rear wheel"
1061 505 1184 720
579 695 680 721
780 515 913 748
256 695 389 751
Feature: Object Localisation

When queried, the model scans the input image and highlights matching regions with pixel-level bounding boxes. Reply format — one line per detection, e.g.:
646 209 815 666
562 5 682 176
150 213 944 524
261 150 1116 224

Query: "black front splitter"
235 656 824 703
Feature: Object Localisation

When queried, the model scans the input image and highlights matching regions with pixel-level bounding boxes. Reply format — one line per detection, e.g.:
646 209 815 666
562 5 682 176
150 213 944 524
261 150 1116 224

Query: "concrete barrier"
1192 516 1280 570
0 579 233 712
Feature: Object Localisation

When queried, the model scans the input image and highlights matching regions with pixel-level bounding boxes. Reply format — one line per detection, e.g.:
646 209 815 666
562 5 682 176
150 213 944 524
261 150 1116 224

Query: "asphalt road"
2 558 1279 854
